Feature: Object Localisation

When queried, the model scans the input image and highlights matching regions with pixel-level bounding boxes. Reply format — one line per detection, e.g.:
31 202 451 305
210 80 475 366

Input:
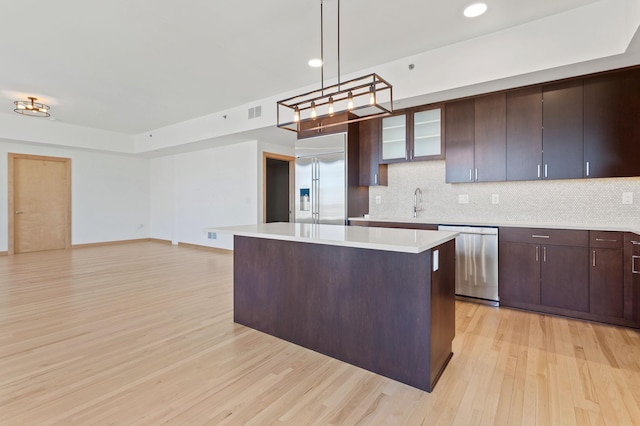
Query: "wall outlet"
375 195 382 205
458 194 469 204
491 194 500 204
623 192 633 205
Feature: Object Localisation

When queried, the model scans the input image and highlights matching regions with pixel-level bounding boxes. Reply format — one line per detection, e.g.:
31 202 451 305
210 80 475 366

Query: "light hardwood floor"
0 242 639 425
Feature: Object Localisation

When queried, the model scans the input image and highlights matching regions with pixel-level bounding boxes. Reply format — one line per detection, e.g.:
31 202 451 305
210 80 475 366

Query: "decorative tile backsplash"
368 161 640 230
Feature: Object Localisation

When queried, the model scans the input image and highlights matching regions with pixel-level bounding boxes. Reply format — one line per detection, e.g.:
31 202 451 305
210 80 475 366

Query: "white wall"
369 161 640 231
150 141 259 250
0 139 150 251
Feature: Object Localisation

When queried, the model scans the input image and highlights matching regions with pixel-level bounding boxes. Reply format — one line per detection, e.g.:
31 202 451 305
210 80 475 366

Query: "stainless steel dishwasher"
438 225 499 306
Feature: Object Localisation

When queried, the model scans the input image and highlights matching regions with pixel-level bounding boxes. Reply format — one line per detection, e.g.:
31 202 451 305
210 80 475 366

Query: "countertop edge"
348 217 640 235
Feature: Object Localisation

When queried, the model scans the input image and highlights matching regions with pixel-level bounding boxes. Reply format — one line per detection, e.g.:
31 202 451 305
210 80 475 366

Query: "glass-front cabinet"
380 105 443 163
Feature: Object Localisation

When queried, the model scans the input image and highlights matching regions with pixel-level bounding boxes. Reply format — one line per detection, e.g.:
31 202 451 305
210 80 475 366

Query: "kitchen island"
211 222 458 392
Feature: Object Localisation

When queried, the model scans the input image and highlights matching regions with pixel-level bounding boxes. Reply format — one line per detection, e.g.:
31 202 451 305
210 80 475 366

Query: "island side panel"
429 240 456 388
233 235 453 392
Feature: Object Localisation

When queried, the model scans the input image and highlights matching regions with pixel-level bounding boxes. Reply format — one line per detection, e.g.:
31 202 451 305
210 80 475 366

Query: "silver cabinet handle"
15 211 25 214
632 241 640 245
586 161 590 177
633 255 640 274
469 169 473 182
593 250 596 267
543 246 547 262
536 246 539 262
532 235 550 239
595 238 618 242
537 164 541 178
374 173 378 185
475 168 478 181
544 164 548 178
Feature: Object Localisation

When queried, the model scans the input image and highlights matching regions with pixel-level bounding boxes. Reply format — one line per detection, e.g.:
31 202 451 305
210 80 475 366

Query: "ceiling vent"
248 106 262 119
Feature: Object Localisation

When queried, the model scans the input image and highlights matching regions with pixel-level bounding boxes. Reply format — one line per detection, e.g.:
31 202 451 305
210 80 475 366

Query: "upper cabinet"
584 68 640 178
542 80 584 179
380 106 443 163
445 93 506 183
506 87 543 181
359 119 388 186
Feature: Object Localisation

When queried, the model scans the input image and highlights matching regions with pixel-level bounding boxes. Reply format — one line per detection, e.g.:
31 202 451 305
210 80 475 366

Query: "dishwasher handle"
438 225 498 236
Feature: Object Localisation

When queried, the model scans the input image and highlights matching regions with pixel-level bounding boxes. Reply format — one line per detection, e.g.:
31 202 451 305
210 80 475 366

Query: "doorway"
8 153 72 254
263 153 294 223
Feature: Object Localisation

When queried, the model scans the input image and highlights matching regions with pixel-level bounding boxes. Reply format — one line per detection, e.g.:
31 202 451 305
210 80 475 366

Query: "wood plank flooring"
0 242 639 425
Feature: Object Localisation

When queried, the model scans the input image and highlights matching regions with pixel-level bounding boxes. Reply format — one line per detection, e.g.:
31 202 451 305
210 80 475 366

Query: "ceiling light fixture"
14 97 50 117
464 3 488 18
277 0 393 133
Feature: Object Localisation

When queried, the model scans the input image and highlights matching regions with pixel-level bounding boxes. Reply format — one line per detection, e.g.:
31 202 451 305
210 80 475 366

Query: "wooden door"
506 86 543 181
584 68 640 178
498 242 541 306
542 79 584 179
590 248 624 317
444 99 475 183
8 154 71 254
540 245 589 312
358 118 387 186
474 92 507 182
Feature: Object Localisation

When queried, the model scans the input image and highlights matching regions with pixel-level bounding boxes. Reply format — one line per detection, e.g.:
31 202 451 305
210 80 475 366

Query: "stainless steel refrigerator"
294 133 347 225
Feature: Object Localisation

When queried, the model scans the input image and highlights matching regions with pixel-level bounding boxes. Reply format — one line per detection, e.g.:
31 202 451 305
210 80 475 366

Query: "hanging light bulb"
328 97 335 116
310 101 317 119
369 85 376 105
293 106 300 123
347 91 354 110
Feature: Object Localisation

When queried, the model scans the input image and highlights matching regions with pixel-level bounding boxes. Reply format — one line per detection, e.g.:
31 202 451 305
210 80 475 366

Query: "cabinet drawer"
499 227 588 247
590 231 623 248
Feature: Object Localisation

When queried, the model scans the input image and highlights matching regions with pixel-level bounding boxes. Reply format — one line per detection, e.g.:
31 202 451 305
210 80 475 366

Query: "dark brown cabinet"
624 233 640 327
444 93 506 183
542 80 584 179
297 112 350 139
498 242 541 306
499 227 589 314
589 234 624 318
541 244 589 312
358 119 388 186
506 87 542 181
584 68 640 178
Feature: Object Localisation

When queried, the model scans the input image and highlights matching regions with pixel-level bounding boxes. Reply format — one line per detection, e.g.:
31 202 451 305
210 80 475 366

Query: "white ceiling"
0 0 614 134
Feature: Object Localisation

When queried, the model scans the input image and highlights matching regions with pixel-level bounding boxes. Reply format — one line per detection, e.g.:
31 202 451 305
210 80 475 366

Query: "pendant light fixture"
14 97 50 117
277 0 393 133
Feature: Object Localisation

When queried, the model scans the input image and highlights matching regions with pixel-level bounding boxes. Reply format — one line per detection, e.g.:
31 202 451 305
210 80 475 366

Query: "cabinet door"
584 68 640 178
380 114 407 162
358 119 387 186
542 80 584 179
541 245 589 312
506 87 543 181
499 242 541 306
445 99 475 183
590 248 624 317
412 107 443 160
475 93 506 182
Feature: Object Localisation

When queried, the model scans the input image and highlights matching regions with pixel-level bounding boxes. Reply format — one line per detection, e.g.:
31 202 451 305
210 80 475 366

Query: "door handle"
15 211 24 214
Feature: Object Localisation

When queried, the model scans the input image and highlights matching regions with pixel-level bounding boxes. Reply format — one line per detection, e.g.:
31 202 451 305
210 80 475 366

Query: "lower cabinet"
499 234 589 313
541 244 589 312
500 227 638 328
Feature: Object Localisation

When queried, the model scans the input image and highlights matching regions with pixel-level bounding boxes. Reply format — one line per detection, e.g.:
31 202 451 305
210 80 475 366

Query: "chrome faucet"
413 187 423 218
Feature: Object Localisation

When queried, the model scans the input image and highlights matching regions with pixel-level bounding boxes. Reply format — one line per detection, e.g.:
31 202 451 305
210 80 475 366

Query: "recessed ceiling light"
464 3 488 18
308 58 323 68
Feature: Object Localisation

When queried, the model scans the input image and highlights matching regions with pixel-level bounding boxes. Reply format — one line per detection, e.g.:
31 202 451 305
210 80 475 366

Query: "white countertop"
209 222 458 254
348 217 640 235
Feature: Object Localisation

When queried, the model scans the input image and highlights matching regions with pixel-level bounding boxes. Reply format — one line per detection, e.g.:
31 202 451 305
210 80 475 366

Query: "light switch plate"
375 195 382 205
458 194 469 204
623 192 633 205
492 194 500 204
